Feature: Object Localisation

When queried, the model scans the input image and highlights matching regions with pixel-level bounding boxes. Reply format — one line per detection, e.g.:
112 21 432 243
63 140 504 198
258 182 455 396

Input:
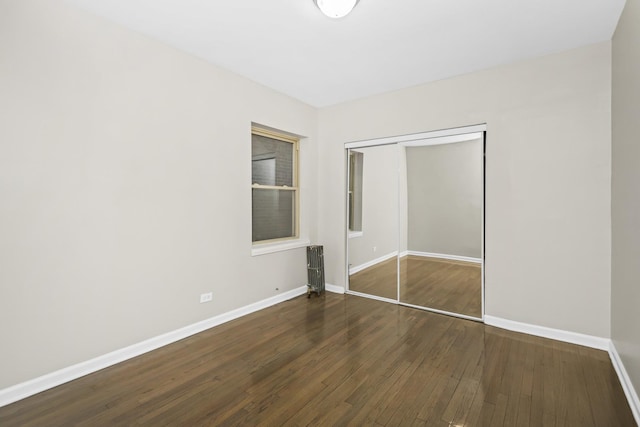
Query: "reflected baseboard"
349 251 481 276
348 251 398 275
400 250 481 264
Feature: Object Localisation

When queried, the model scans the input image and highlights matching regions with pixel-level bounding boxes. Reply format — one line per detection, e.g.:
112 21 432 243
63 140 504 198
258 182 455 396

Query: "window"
251 127 299 243
348 150 363 233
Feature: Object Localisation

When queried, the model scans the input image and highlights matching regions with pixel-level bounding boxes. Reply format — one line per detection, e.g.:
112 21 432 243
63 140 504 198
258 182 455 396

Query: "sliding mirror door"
345 126 485 321
399 135 484 319
347 144 398 301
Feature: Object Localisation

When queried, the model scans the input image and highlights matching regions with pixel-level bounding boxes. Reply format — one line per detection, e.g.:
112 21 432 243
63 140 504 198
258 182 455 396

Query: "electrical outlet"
200 292 213 303
373 246 377 252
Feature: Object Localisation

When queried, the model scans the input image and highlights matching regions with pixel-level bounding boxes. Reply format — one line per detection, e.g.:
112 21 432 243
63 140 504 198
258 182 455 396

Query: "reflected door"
399 136 484 318
347 144 398 301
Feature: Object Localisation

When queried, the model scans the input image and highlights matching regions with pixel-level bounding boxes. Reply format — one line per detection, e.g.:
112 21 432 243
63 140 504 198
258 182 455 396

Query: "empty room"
1 0 639 425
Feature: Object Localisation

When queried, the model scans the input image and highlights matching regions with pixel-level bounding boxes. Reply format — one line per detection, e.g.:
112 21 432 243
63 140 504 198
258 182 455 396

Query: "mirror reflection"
399 138 483 317
347 144 398 300
346 132 484 320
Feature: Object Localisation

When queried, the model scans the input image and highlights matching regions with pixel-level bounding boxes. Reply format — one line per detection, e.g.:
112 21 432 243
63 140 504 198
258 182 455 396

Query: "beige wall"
612 0 640 403
0 0 317 389
318 42 612 337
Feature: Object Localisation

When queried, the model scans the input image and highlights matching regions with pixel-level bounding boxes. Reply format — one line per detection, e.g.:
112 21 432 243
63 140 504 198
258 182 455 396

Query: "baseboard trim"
483 315 610 350
483 315 639 421
609 341 640 425
4 292 636 424
349 251 398 275
325 283 345 294
404 251 482 264
0 285 308 408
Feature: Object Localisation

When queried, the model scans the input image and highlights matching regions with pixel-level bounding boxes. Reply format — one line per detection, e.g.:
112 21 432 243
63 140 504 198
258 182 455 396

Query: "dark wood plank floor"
0 294 634 426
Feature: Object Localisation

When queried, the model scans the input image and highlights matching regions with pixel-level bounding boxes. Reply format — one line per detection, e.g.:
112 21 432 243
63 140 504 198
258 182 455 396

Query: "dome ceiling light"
314 0 361 19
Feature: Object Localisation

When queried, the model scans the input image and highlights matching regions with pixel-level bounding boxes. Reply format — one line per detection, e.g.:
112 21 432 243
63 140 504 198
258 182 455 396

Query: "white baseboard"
0 285 308 408
404 251 482 264
349 251 398 275
325 283 345 294
609 341 640 425
484 315 639 422
483 315 610 350
4 290 637 426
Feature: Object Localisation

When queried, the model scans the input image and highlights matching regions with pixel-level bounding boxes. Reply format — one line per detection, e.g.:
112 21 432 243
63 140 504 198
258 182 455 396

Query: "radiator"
306 245 325 297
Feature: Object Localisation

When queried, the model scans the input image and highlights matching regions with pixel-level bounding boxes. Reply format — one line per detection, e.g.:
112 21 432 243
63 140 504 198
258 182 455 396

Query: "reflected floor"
349 257 397 300
400 256 481 318
349 255 481 317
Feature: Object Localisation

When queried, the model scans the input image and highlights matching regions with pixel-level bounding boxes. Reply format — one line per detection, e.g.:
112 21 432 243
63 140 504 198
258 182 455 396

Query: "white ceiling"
66 0 626 107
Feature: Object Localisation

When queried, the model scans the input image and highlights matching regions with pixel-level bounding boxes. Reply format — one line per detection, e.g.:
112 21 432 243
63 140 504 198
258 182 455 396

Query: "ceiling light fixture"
314 0 360 19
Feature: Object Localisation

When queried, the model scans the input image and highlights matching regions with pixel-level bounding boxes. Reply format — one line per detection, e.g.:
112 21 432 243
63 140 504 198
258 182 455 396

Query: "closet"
346 125 485 321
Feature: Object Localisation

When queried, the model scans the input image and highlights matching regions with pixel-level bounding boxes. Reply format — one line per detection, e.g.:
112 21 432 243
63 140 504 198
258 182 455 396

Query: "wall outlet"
200 292 213 303
373 246 377 252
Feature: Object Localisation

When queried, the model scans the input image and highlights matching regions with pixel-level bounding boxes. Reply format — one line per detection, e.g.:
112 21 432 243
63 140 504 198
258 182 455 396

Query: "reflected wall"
347 144 398 300
399 138 483 318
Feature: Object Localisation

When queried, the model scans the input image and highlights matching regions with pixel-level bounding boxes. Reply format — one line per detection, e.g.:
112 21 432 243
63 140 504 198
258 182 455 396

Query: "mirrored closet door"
346 126 485 321
346 144 398 302
398 134 483 318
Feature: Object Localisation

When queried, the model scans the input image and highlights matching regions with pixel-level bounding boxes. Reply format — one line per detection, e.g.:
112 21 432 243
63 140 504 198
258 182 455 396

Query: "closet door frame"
344 123 486 322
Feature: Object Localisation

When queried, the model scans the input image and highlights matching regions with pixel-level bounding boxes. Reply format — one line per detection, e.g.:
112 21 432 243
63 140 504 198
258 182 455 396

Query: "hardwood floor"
350 255 482 317
0 294 635 426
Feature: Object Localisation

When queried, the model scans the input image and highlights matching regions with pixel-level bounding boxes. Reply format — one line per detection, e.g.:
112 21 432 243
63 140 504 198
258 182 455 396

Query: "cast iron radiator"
306 245 325 297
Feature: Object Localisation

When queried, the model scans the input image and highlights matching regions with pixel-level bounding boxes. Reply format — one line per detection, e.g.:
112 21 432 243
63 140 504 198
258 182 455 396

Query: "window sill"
251 238 311 256
349 231 363 239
